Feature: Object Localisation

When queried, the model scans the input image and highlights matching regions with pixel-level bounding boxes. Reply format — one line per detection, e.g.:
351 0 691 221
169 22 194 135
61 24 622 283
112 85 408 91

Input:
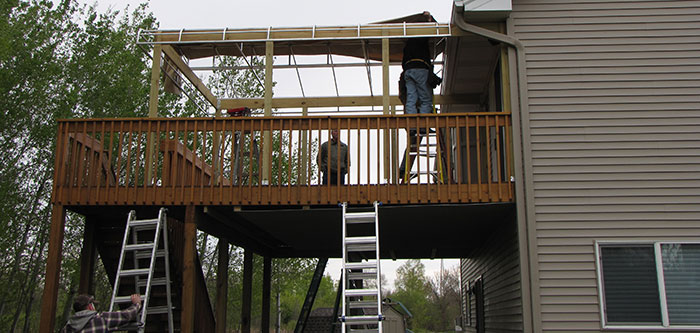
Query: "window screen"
662 244 700 325
600 245 661 324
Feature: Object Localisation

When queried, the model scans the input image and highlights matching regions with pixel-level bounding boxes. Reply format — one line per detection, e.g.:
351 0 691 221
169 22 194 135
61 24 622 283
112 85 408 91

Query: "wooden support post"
382 37 391 180
215 238 229 333
149 45 162 117
78 217 97 295
261 257 272 333
300 106 308 184
39 205 67 333
146 45 162 184
182 205 197 333
241 249 254 333
262 41 274 184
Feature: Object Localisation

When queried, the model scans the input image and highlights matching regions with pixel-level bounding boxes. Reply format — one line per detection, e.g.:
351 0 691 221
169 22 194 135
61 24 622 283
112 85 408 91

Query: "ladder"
340 202 383 332
227 107 260 185
109 208 174 333
400 129 446 184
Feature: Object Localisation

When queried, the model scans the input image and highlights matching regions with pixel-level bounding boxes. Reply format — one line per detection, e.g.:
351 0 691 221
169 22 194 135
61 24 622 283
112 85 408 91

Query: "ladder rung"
346 243 376 252
114 295 146 303
342 315 382 324
345 212 375 224
135 249 166 260
137 277 169 287
119 268 150 277
345 261 377 270
349 329 379 333
346 236 376 245
129 218 159 228
124 243 155 251
349 300 379 309
146 306 171 315
345 289 378 298
347 272 377 281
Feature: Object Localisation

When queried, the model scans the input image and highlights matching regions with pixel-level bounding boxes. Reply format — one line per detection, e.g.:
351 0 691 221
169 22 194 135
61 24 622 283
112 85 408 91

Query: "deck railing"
51 113 514 206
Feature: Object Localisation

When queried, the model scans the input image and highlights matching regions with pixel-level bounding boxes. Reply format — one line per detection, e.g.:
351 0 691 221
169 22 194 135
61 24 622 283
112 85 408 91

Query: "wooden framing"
39 205 66 333
182 205 197 333
78 217 97 295
219 94 479 109
161 45 217 108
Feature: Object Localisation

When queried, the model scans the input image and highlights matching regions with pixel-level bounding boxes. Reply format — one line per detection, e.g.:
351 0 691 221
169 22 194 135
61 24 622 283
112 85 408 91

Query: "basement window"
597 242 700 328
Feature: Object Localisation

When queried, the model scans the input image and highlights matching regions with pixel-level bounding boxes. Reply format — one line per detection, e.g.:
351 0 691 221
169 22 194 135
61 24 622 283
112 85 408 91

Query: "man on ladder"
62 294 142 332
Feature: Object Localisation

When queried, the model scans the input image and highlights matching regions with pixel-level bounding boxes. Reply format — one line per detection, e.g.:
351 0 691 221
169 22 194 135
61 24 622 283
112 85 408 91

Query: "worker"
62 294 142 332
317 129 350 185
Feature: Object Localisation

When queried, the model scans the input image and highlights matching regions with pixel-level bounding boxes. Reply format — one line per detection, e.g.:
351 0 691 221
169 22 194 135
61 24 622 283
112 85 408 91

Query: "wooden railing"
51 113 514 206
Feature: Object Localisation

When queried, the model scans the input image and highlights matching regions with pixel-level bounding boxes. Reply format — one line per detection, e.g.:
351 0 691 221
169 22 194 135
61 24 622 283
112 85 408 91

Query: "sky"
90 0 460 288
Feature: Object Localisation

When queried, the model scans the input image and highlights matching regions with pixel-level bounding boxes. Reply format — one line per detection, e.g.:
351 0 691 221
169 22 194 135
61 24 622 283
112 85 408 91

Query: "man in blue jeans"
402 36 433 115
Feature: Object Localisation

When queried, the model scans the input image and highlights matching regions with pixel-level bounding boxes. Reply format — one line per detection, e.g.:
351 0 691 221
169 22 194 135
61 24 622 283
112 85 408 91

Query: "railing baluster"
485 115 492 202
495 115 503 201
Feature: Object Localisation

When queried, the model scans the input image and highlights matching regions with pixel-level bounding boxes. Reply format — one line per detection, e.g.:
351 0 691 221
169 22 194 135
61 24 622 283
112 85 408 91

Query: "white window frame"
595 240 700 330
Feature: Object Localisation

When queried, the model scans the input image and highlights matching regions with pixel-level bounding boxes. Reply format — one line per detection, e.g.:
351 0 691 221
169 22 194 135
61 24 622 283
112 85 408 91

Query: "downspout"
451 4 541 333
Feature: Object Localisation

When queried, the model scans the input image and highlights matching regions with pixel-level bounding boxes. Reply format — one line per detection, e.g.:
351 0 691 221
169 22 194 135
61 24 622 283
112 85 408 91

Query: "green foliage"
388 260 461 332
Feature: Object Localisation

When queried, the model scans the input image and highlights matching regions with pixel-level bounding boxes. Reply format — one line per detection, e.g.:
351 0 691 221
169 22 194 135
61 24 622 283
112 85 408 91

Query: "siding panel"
511 0 700 331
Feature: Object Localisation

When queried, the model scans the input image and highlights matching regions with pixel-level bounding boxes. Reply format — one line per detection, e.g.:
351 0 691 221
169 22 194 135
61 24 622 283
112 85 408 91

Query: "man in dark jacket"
62 294 142 332
317 129 350 185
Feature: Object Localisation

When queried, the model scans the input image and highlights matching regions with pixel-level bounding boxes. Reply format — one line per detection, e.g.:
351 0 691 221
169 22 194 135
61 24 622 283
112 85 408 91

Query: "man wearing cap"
62 294 142 332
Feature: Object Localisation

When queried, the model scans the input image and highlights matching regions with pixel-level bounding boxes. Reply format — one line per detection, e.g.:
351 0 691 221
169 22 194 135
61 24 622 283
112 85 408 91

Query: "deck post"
241 249 254 333
262 40 274 184
39 204 67 333
182 205 197 333
261 256 272 332
78 217 97 295
382 37 391 180
215 238 229 333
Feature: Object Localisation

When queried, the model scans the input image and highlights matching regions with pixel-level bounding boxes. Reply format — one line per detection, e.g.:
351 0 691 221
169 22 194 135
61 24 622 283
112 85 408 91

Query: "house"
38 0 700 332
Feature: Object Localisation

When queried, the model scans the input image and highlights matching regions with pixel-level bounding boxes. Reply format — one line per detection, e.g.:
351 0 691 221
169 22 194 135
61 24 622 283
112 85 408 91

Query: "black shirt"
402 38 431 70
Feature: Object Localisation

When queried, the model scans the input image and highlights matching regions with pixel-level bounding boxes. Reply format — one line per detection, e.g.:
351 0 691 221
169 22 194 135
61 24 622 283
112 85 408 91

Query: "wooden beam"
382 37 390 179
149 45 162 117
262 41 274 183
39 204 66 333
161 45 218 108
219 94 480 109
215 239 229 333
261 257 272 333
241 249 253 333
78 217 97 295
181 205 197 333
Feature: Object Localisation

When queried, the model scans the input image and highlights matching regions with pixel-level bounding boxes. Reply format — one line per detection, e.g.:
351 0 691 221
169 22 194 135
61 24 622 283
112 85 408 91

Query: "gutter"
451 4 541 333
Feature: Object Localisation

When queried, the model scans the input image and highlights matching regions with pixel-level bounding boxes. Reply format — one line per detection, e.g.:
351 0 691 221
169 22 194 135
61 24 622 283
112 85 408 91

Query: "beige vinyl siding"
510 0 700 331
461 221 522 332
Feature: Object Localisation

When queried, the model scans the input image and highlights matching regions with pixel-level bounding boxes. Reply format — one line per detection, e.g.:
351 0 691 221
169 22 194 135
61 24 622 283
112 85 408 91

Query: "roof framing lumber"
219 94 479 110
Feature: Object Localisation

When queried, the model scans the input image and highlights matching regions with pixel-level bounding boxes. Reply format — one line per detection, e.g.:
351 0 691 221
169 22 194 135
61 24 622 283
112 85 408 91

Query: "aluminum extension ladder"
109 208 174 333
340 202 383 332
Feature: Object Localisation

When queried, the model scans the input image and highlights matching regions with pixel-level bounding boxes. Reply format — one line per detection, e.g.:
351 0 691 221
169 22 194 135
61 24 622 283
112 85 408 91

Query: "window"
597 242 700 328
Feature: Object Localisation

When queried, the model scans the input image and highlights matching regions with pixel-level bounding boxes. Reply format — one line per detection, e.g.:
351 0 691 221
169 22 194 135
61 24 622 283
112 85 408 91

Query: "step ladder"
227 107 261 185
400 129 446 184
340 202 383 333
109 208 174 333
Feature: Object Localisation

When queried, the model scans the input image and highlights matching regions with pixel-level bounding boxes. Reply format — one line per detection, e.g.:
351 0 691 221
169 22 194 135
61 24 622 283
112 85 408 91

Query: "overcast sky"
89 0 460 288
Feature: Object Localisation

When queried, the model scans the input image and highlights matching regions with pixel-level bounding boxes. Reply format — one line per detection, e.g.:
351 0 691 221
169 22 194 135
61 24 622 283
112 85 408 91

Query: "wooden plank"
219 94 479 109
161 45 217 107
181 205 197 333
39 204 66 333
215 239 229 333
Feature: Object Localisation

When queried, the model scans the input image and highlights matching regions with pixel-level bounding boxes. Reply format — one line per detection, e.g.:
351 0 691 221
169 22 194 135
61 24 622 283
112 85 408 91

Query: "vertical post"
262 41 274 184
261 256 272 333
78 217 97 295
276 292 281 333
182 205 197 333
147 44 162 184
241 249 253 333
382 37 391 180
391 104 399 183
39 204 67 333
212 108 223 184
300 106 308 184
215 238 229 333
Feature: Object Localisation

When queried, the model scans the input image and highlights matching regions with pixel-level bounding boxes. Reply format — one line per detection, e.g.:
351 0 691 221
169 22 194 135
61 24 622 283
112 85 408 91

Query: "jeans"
404 68 432 114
